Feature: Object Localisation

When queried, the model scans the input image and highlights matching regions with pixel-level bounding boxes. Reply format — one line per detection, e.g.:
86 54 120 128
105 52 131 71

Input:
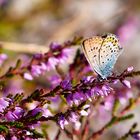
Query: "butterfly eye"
101 34 108 38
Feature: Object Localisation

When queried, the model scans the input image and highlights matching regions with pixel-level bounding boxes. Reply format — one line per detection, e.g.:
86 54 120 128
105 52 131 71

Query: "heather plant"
0 36 140 140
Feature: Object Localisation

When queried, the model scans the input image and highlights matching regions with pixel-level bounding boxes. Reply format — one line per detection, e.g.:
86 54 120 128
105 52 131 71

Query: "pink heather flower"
3 80 24 95
74 121 81 130
31 65 42 77
30 106 52 118
131 132 140 140
13 107 24 118
33 53 42 59
83 66 92 73
102 95 114 111
68 112 79 123
66 84 112 106
118 91 133 105
93 87 105 96
85 85 112 100
80 110 88 116
11 136 18 140
42 107 52 118
73 92 86 105
0 53 7 66
119 97 127 105
24 73 33 80
46 57 58 71
25 137 37 140
82 76 94 84
61 78 72 90
127 66 134 72
48 75 61 88
62 48 74 57
98 105 111 122
58 48 75 64
26 63 47 79
113 79 119 84
117 16 139 43
58 115 69 129
31 108 42 116
0 0 8 6
0 98 10 112
62 48 74 56
26 101 38 110
57 55 68 64
40 62 47 70
66 94 73 106
83 104 90 110
104 101 113 111
0 135 5 140
85 90 93 101
101 85 112 96
5 107 24 121
122 80 131 88
50 42 61 50
5 111 17 121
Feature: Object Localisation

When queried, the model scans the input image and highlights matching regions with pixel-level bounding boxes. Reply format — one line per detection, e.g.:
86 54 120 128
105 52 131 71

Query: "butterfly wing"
99 33 123 78
82 36 103 76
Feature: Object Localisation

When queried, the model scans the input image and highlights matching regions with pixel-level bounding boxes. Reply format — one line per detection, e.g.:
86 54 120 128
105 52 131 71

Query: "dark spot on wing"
101 34 108 38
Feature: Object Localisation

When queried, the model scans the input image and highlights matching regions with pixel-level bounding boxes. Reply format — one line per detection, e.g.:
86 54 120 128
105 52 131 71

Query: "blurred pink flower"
0 135 5 140
117 16 139 44
122 80 131 88
0 53 7 66
0 98 10 112
24 73 33 80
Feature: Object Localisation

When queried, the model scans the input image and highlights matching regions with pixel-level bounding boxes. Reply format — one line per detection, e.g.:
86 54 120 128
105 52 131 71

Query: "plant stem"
0 41 49 54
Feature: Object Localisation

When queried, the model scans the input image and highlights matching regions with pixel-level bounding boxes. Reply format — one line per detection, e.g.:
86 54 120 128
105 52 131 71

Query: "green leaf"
112 99 120 116
105 114 134 129
28 112 42 122
0 125 8 134
14 93 24 103
9 121 24 128
73 36 83 45
118 114 134 122
31 129 44 138
15 59 22 69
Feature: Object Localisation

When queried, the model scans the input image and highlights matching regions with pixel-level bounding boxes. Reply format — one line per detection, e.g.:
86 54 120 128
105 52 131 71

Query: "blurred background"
0 0 140 69
0 0 140 140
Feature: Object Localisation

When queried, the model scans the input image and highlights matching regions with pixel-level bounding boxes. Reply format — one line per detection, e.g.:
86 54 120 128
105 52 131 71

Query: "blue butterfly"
82 33 123 79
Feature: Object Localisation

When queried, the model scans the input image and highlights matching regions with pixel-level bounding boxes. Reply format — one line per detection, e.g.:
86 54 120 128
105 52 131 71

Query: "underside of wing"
99 34 123 78
82 36 103 77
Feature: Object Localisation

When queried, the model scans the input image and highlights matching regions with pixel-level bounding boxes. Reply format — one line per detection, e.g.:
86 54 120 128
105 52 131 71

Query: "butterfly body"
82 33 123 79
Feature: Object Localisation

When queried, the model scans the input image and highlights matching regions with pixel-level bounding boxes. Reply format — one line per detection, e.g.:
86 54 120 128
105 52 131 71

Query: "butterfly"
82 33 123 79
